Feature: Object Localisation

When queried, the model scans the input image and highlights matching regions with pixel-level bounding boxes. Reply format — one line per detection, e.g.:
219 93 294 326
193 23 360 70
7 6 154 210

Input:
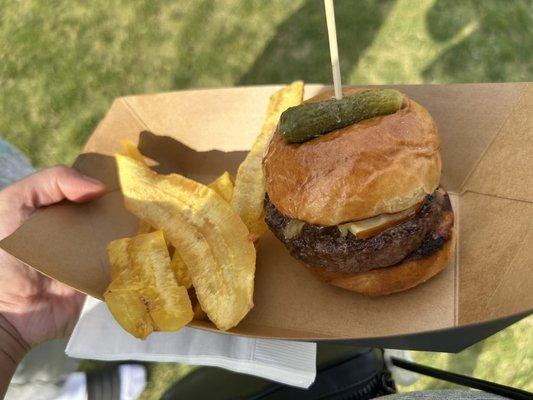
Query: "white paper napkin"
66 297 316 388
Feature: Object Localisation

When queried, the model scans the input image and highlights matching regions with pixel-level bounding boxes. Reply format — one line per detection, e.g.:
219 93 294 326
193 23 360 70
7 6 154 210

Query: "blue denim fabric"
0 137 35 189
0 138 10 153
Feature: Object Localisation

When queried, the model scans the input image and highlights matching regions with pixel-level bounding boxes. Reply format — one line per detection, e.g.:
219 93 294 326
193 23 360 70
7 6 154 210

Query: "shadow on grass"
238 0 395 85
423 0 533 82
170 0 215 89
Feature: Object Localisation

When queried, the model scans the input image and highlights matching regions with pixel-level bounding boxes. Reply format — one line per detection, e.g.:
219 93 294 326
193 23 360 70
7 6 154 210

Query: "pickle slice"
279 89 403 143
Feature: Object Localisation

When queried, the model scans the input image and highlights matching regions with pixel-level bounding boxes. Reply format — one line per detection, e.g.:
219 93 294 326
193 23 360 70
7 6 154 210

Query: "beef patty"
264 188 454 274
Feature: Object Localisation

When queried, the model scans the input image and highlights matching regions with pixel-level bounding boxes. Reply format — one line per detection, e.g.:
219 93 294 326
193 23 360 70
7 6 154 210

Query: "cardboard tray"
1 83 532 351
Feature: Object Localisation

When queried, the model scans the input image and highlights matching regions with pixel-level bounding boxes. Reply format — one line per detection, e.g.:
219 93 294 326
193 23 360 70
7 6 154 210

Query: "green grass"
1 0 531 398
401 316 533 393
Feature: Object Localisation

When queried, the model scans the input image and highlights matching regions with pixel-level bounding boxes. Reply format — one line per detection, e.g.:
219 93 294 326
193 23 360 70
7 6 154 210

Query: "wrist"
0 314 30 396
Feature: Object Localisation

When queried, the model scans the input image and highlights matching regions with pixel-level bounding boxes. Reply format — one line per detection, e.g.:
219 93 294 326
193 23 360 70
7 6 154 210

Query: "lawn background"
1 0 531 398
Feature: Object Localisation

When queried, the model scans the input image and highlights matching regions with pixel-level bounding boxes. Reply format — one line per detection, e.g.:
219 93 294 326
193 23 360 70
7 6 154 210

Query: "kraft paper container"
1 83 532 351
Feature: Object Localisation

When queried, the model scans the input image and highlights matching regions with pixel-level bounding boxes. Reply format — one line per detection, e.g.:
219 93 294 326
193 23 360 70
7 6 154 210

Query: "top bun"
263 88 441 226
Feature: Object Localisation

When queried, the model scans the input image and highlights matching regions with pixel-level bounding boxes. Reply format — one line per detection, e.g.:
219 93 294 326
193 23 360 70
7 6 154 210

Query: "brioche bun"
263 88 441 226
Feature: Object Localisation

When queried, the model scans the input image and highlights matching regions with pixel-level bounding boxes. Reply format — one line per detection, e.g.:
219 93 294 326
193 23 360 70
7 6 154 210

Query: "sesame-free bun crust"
309 229 456 296
263 88 442 225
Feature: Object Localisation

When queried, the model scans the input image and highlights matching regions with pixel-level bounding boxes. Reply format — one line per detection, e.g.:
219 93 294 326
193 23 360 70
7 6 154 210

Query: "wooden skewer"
324 0 342 100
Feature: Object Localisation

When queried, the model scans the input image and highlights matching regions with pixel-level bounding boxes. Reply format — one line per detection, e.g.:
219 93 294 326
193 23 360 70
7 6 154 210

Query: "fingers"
1 166 106 212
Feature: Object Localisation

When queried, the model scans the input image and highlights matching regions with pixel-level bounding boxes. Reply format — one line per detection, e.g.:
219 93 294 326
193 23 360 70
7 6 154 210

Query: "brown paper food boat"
1 83 532 351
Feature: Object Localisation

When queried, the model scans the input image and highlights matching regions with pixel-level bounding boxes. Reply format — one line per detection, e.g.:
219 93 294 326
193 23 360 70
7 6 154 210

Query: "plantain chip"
120 141 155 235
107 237 132 280
116 154 255 331
105 231 193 337
104 290 154 340
104 271 154 340
137 220 154 234
208 171 234 203
168 169 235 294
170 172 232 290
129 231 193 331
120 139 147 165
171 251 192 289
231 81 304 240
122 144 233 297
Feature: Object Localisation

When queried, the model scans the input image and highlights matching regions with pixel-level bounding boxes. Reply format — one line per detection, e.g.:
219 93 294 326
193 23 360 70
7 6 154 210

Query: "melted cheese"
283 219 305 239
338 203 419 239
282 203 420 240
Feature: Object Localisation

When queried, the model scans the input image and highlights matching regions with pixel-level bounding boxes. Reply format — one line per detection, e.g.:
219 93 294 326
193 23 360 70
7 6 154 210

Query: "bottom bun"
308 229 456 296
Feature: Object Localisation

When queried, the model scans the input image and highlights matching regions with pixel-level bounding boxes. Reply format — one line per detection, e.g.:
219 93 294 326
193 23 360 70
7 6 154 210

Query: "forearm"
0 315 29 399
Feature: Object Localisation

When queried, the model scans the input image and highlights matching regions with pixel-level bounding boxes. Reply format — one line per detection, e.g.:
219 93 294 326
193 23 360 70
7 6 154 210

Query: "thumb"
4 165 106 211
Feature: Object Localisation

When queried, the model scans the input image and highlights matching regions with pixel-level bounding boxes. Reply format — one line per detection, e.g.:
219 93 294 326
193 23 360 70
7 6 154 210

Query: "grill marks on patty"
405 204 453 261
264 188 454 274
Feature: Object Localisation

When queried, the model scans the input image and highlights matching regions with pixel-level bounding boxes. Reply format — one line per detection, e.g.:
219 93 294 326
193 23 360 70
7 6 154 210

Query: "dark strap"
390 357 532 400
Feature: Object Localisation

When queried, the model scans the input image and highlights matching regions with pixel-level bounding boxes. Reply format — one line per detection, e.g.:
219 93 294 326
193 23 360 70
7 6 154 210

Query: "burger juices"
263 88 455 296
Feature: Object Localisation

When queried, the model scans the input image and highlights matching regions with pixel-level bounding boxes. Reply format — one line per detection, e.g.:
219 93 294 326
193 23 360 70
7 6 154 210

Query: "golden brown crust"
263 88 441 225
308 229 456 296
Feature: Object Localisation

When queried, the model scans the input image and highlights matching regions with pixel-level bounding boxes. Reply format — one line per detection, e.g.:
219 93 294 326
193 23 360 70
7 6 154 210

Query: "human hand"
0 166 106 348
